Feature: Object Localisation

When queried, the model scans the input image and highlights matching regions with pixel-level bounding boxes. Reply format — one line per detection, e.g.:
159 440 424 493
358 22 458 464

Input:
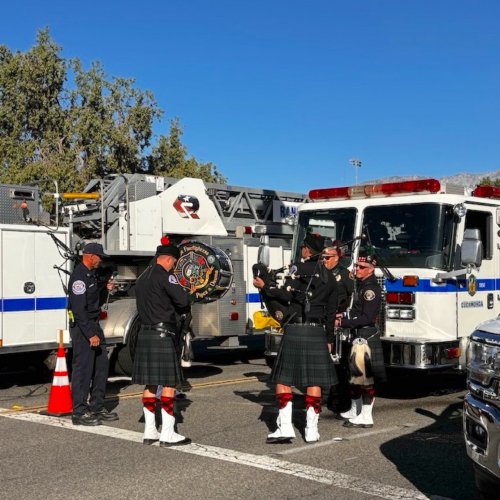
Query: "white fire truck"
0 175 304 374
281 178 500 372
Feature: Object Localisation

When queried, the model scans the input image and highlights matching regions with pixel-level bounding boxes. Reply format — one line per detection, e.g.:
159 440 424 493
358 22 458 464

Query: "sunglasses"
321 255 338 260
354 264 371 269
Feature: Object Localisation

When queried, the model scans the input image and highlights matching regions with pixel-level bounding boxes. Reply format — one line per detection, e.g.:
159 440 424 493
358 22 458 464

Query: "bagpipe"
178 312 194 368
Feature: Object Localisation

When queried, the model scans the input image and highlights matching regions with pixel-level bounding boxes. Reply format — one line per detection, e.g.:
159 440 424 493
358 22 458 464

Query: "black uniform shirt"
286 258 339 336
340 273 381 329
68 262 102 340
135 263 190 327
330 264 354 313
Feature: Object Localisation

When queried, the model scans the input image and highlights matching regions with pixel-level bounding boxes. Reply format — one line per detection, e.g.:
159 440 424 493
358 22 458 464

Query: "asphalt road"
0 351 474 500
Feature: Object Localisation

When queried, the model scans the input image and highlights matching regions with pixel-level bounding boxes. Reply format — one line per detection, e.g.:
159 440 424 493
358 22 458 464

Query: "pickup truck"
463 317 500 499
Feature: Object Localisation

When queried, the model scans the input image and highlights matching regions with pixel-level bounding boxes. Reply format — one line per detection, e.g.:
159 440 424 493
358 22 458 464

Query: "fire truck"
271 178 500 372
0 175 304 374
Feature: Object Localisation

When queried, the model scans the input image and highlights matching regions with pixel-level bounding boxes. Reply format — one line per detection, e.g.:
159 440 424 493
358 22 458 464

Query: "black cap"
358 247 377 266
303 233 326 253
156 244 180 260
82 243 109 258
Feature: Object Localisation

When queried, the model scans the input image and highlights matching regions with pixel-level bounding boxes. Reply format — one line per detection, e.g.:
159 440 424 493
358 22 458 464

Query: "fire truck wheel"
114 316 140 376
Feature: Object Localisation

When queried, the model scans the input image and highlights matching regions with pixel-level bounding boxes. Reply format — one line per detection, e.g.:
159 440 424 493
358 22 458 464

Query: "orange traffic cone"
43 333 72 416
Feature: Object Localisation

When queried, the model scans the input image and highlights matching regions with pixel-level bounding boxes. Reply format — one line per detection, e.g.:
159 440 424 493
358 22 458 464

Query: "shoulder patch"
364 289 376 301
72 280 86 295
169 275 178 285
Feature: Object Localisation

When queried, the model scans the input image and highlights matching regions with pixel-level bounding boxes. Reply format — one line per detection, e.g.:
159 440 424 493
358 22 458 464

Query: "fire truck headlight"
387 308 400 319
398 308 415 320
386 307 414 320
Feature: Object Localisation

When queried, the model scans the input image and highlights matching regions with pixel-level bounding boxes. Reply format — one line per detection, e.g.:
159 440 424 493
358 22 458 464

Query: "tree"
478 176 500 187
0 28 224 196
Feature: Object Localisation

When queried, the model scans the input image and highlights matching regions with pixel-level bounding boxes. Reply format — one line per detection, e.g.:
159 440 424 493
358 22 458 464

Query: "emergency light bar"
472 185 500 199
308 178 441 200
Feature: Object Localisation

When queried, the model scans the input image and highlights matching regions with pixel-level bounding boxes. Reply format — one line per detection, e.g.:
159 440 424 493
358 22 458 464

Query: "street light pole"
349 158 362 185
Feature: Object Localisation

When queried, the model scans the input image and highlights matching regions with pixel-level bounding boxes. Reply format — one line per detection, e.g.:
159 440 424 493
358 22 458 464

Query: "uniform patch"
169 275 178 284
364 289 376 301
72 280 86 295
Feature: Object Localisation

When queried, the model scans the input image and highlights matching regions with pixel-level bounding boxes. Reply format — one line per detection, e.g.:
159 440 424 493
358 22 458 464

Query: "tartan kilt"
270 323 338 388
352 328 387 383
132 327 184 387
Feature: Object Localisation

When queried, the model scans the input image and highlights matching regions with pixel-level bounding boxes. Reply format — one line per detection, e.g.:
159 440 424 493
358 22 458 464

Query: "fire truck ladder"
64 174 305 242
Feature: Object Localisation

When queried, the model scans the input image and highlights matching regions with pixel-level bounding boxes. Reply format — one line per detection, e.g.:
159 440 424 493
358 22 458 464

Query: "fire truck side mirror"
461 229 483 269
257 235 270 267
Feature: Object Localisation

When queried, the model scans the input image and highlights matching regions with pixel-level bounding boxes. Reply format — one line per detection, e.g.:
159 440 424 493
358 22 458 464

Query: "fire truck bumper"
381 337 461 370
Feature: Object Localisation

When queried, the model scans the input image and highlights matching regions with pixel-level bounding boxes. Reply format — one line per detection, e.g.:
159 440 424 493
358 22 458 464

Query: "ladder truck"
0 175 304 374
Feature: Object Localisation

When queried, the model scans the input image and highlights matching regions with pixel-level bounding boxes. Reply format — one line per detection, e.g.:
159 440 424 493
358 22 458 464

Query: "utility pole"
349 158 362 186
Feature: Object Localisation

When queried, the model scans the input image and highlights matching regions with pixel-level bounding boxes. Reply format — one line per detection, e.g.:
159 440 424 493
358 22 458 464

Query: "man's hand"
335 313 342 328
253 277 265 289
89 335 100 347
106 279 115 292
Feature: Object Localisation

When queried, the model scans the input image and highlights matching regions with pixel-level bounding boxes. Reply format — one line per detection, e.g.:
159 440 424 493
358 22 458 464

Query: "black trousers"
70 324 109 416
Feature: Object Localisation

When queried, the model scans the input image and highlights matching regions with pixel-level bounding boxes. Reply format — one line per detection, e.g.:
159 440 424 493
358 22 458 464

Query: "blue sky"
1 1 499 193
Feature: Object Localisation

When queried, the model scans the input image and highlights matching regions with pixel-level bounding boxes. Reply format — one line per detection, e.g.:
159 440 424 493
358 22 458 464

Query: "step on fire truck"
0 175 304 374
265 178 500 372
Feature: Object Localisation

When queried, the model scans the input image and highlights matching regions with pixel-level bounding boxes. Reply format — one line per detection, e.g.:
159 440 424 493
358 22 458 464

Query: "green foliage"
0 28 224 197
478 176 500 187
149 119 225 183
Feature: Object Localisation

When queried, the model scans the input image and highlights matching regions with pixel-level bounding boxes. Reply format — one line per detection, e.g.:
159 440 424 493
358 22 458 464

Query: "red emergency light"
309 178 441 200
472 185 500 199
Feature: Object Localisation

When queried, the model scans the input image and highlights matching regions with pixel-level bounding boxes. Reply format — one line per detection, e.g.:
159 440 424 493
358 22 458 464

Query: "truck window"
464 210 492 260
362 203 455 269
295 208 357 262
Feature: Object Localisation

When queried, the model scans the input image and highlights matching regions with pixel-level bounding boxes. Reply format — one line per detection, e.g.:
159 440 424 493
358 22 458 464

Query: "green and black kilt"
353 327 387 383
132 327 184 387
270 323 338 388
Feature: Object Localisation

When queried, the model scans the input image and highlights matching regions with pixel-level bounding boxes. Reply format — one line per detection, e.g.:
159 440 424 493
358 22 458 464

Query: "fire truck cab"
295 178 500 371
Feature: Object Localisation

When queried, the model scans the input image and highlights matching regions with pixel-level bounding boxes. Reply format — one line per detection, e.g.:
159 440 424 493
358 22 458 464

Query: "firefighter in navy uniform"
335 250 386 428
254 233 338 443
69 243 118 426
132 241 192 446
321 244 354 414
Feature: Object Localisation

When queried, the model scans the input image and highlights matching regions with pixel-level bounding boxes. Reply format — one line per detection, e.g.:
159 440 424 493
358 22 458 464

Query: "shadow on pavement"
380 401 475 500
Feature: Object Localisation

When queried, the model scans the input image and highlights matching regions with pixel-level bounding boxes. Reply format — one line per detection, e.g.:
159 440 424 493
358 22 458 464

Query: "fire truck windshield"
362 203 455 269
296 203 455 270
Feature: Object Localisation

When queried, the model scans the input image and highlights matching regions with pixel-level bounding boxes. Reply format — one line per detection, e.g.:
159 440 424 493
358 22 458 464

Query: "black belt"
141 323 177 335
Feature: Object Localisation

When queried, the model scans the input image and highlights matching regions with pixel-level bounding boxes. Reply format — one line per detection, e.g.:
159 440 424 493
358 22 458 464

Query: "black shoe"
159 437 191 447
92 408 119 421
266 436 294 444
72 412 102 426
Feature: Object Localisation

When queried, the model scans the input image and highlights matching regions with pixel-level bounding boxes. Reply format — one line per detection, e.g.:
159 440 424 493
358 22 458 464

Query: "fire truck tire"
114 317 140 376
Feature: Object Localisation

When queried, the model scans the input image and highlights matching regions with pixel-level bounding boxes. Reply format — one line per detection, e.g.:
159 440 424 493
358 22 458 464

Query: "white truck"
0 175 304 374
270 177 500 372
463 317 500 498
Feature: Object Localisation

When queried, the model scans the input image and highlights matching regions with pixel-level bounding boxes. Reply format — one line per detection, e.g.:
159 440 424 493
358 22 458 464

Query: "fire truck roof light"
472 185 500 199
308 179 441 200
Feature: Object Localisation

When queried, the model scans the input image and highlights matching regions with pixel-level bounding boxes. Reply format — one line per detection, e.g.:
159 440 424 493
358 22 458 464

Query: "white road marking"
276 424 417 456
1 411 450 500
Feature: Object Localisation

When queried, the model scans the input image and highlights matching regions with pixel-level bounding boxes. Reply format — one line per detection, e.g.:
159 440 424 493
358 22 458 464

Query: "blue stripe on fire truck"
385 278 497 293
0 297 68 313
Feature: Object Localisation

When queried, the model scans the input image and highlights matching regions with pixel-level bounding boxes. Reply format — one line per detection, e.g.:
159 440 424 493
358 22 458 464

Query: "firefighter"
132 241 192 446
69 243 118 426
255 233 338 443
321 243 354 414
334 250 386 428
